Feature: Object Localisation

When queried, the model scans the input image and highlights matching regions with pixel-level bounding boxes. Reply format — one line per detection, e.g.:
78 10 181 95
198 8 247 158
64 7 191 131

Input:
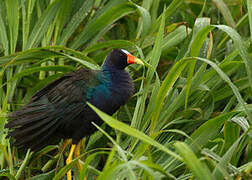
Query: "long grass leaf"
5 65 74 84
83 40 135 54
213 136 243 179
88 103 182 161
185 18 211 110
149 7 165 133
188 112 236 152
70 3 136 49
53 0 72 44
58 0 94 45
196 56 252 123
134 3 151 39
26 0 61 49
212 0 235 27
174 142 213 180
0 13 9 55
5 0 19 53
150 0 183 33
214 25 252 103
247 0 252 42
151 60 188 133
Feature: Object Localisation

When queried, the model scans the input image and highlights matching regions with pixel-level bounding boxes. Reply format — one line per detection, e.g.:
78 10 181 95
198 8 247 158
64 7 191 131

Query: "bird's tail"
5 97 60 150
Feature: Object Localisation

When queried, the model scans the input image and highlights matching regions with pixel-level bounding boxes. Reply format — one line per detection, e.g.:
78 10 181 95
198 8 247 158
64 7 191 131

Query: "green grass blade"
88 103 182 161
5 0 19 53
150 0 183 33
83 40 135 54
26 0 61 49
188 112 237 152
150 0 160 22
70 3 136 49
5 65 74 84
196 56 252 123
0 13 9 55
0 173 16 180
134 3 151 39
214 25 252 101
213 136 243 179
62 53 100 70
79 151 109 180
149 7 165 133
212 0 235 27
92 123 136 179
174 142 213 180
21 0 36 50
162 26 192 50
53 0 72 44
58 0 94 45
15 149 32 179
185 18 211 110
151 60 188 133
247 0 252 42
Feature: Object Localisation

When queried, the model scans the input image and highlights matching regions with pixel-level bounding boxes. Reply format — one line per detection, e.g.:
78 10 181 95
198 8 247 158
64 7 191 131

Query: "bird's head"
103 49 144 70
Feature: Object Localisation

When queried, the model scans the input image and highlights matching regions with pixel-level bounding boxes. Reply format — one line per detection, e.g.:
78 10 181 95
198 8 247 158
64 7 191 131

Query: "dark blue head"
102 49 143 70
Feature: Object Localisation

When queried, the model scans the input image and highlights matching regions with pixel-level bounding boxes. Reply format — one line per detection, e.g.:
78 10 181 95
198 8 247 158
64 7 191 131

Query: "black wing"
5 68 100 150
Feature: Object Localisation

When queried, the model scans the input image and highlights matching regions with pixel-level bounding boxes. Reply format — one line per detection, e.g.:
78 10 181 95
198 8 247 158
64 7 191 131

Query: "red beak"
127 54 144 65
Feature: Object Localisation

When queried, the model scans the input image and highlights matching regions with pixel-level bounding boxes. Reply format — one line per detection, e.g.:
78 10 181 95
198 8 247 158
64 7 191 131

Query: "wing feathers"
13 118 57 147
5 68 99 150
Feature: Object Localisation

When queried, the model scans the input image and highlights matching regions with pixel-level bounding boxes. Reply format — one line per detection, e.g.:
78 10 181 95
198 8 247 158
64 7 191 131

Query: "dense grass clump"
0 0 252 179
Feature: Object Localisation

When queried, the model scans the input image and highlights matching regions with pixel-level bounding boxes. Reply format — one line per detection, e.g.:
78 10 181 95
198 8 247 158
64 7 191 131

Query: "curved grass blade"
26 0 61 49
213 136 243 179
212 0 235 27
70 3 136 49
214 25 252 98
58 0 94 45
53 0 72 44
152 53 250 134
185 18 211 110
149 0 183 33
151 60 188 133
83 40 135 54
133 3 151 39
147 7 165 133
79 151 109 180
174 142 213 180
0 173 16 180
15 149 32 179
63 54 100 70
21 0 36 50
92 122 136 179
5 65 74 84
188 112 237 152
88 103 182 161
0 50 61 66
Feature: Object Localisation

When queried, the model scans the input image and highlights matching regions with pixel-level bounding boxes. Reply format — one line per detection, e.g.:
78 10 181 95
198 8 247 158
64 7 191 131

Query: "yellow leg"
74 141 82 170
66 144 76 180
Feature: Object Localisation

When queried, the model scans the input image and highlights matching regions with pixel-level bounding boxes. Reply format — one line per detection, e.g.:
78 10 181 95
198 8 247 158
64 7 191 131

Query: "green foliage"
0 0 251 179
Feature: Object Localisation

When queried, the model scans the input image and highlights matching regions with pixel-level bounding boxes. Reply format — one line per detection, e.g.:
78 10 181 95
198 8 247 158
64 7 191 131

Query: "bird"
5 49 143 179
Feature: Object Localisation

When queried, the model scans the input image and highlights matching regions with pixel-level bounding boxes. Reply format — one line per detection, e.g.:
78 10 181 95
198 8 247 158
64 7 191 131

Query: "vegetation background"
0 0 252 179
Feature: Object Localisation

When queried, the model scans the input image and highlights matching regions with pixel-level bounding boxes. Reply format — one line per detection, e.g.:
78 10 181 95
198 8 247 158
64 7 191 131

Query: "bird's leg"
74 140 82 170
66 144 76 180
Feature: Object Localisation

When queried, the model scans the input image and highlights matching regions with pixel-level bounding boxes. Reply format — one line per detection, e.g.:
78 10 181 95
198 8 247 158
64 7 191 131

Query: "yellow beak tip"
134 58 144 65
